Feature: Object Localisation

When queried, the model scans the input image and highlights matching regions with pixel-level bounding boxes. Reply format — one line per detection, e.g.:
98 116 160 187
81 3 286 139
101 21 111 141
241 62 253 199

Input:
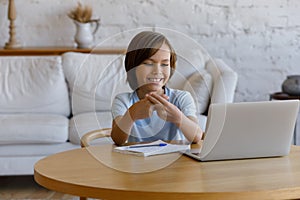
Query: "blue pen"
129 143 167 148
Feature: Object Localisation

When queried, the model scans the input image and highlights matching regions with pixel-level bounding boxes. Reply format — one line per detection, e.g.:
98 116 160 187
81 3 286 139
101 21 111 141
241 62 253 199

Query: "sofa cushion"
62 52 132 115
183 69 213 114
0 114 69 144
0 143 78 157
69 112 113 144
0 56 70 116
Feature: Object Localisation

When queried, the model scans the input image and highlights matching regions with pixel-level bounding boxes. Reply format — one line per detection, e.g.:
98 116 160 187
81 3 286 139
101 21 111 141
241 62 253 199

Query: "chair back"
80 128 111 147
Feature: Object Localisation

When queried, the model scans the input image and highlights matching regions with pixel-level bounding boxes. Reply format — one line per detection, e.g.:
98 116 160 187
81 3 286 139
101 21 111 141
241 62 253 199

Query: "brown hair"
125 31 177 90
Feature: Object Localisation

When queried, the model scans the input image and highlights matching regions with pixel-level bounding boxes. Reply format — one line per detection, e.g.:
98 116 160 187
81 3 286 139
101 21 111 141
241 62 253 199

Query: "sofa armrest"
206 58 238 104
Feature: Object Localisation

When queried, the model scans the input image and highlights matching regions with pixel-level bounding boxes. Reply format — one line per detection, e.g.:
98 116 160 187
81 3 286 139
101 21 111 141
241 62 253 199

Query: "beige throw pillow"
183 69 213 114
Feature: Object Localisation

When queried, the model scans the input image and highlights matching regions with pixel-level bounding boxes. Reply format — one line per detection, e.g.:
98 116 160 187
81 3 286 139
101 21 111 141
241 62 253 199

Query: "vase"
282 75 300 96
74 20 100 48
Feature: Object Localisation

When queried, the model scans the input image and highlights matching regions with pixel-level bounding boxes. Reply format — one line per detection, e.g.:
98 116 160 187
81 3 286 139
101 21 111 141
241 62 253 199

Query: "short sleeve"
167 88 197 119
111 93 131 119
176 91 197 118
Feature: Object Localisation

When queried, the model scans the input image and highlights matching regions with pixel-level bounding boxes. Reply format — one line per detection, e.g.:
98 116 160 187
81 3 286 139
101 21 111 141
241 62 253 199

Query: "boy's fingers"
154 104 167 120
149 93 168 105
161 94 169 100
146 94 161 104
148 104 155 116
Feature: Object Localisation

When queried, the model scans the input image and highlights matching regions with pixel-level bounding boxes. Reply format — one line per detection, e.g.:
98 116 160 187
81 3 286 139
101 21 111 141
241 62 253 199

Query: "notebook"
114 140 190 157
184 100 300 161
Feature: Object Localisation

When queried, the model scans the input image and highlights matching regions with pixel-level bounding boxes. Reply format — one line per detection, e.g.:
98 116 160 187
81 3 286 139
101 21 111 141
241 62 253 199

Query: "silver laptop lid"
200 100 299 161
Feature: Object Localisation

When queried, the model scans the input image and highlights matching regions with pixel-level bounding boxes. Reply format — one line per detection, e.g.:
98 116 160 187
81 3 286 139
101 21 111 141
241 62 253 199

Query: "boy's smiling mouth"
147 78 164 83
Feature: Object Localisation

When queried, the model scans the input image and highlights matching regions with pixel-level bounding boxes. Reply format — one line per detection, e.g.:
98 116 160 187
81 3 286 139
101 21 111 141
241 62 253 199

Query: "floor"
0 176 78 200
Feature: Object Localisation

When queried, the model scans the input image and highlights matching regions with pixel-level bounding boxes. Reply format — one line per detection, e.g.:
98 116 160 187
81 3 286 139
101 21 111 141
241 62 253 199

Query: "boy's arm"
111 112 134 146
111 98 155 145
177 115 203 143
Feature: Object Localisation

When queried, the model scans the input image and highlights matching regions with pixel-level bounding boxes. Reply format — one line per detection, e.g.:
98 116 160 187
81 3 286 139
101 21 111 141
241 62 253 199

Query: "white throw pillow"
183 69 213 114
62 52 132 115
0 56 70 116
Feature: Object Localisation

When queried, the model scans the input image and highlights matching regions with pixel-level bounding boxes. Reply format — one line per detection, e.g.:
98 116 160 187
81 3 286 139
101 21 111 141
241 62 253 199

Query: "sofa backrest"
62 52 132 115
169 48 212 115
168 47 209 89
0 56 70 116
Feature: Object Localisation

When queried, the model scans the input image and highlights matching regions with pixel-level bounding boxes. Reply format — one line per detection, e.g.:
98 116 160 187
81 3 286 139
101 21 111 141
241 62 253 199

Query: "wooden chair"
80 128 112 148
80 128 112 200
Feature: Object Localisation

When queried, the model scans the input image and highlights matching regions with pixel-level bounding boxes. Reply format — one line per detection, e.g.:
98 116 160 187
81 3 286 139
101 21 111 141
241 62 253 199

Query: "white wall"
0 0 299 102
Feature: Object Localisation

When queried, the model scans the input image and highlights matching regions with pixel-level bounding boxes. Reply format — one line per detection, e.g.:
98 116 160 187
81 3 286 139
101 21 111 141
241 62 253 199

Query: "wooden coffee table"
34 144 300 200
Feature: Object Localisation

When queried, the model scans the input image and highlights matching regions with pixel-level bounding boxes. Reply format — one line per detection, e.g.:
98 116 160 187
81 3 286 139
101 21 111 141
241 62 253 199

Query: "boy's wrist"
127 107 136 122
173 112 183 128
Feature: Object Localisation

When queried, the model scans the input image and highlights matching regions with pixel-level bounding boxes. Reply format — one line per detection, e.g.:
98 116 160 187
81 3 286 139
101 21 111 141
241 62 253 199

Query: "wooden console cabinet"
0 47 126 56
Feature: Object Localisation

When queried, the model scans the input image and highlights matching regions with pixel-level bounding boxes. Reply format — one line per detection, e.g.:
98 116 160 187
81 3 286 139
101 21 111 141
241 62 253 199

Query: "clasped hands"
129 93 182 126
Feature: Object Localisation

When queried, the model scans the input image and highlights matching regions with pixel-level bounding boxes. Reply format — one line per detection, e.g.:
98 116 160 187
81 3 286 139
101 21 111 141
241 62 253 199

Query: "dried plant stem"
68 2 94 23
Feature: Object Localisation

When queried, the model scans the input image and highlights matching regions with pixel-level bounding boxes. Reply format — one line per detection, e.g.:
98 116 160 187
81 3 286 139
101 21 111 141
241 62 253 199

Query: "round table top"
34 144 300 200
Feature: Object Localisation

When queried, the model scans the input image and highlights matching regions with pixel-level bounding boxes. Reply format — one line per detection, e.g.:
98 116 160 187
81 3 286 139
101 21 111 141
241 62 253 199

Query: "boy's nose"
152 63 161 74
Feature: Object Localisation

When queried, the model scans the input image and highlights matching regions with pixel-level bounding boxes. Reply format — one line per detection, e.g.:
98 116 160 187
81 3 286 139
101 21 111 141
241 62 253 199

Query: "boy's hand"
146 93 182 126
128 98 154 121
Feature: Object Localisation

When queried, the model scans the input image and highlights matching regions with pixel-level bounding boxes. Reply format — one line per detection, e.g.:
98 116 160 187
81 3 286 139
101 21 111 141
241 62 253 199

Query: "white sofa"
0 51 237 176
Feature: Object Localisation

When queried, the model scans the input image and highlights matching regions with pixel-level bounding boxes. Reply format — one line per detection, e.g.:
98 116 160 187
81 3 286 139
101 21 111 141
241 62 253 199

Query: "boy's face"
135 43 171 94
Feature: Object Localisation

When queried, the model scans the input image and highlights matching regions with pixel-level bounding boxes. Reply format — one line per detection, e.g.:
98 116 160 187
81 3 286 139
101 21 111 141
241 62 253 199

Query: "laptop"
184 100 300 161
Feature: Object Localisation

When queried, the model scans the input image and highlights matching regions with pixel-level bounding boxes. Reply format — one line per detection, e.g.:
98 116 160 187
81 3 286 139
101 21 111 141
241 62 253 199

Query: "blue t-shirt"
111 87 197 143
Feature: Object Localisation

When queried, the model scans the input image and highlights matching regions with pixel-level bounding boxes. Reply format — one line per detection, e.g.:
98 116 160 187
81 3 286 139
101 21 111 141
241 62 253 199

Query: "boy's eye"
142 61 169 67
143 61 153 66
